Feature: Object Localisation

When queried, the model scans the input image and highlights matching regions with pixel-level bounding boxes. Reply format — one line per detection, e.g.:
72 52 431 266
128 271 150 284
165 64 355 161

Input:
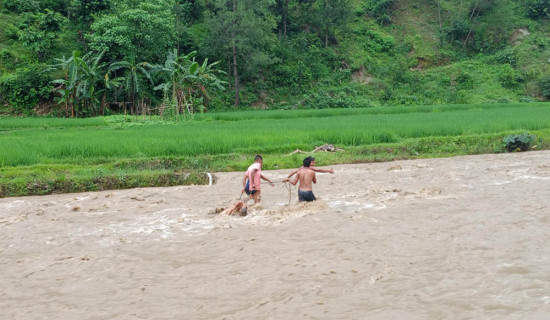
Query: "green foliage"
0 63 52 114
493 47 518 66
362 29 395 53
87 0 176 63
49 50 111 117
68 0 110 25
151 49 226 116
204 0 278 80
270 60 313 90
311 0 353 46
300 87 357 109
39 0 70 14
364 0 395 25
442 18 470 45
2 0 40 13
2 0 69 13
1 0 550 114
526 0 550 19
502 133 536 152
540 76 550 99
497 64 524 89
455 71 474 90
109 57 153 115
17 9 67 59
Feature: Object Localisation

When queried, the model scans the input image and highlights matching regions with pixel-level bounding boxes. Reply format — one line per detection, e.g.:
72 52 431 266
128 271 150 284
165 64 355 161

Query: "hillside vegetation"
0 0 549 116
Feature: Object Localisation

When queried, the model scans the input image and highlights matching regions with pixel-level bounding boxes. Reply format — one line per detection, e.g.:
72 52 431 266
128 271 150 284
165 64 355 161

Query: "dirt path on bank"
1 151 550 319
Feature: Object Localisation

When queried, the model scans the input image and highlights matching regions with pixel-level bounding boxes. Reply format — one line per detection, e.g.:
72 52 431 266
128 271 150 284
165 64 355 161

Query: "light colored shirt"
246 162 262 190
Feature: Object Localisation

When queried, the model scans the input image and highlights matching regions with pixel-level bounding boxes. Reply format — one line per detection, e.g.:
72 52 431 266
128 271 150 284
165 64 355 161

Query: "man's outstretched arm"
311 167 334 174
261 174 275 186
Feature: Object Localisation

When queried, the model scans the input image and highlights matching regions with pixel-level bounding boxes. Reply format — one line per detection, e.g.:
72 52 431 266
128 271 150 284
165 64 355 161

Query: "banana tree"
109 59 153 117
76 50 107 117
189 57 226 113
100 69 124 116
153 49 226 117
152 49 201 117
49 51 80 117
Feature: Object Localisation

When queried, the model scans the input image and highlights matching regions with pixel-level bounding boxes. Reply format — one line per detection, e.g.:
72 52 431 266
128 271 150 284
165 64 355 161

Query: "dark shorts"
298 190 316 202
245 180 257 195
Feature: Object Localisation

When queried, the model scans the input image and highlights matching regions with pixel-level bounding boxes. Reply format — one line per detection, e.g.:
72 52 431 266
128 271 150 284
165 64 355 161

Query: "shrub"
2 0 40 13
0 49 12 63
442 19 470 44
0 63 52 114
540 76 550 99
364 30 395 53
455 71 474 90
526 0 550 20
519 96 537 102
300 87 357 109
503 133 536 152
364 0 396 25
498 64 524 89
493 47 518 66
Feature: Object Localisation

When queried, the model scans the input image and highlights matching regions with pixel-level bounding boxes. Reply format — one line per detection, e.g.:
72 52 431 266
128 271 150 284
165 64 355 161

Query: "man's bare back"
284 165 317 202
296 167 316 191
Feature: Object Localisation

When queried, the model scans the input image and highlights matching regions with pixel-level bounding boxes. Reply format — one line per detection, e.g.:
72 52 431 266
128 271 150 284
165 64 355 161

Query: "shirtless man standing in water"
284 157 317 202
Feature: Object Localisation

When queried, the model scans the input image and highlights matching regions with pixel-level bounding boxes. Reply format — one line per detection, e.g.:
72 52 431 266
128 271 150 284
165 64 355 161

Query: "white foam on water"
492 175 550 186
328 200 379 213
0 200 28 209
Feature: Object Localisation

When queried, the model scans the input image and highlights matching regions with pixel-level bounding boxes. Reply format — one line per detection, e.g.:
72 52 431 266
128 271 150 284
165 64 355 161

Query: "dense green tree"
2 0 40 13
17 9 67 60
87 0 176 64
3 0 70 13
274 0 290 37
173 0 205 53
315 0 352 47
39 0 70 15
526 0 550 19
204 0 277 106
68 0 110 24
364 0 395 25
0 63 52 114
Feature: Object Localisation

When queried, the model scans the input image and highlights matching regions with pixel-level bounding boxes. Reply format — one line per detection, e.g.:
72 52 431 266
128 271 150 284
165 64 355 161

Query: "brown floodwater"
1 151 549 319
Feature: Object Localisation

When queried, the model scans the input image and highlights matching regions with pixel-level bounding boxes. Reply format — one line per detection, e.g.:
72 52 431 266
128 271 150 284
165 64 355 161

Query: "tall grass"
195 103 541 121
0 116 108 129
1 103 550 167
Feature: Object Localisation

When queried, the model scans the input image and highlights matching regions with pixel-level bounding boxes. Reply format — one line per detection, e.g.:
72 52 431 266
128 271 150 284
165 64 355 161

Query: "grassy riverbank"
2 103 550 197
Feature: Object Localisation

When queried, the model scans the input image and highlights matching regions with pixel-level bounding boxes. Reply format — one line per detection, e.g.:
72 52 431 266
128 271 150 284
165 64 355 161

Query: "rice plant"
1 103 550 168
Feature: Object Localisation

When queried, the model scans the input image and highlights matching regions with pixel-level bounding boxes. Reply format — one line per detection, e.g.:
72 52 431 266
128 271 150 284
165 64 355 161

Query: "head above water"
239 206 248 216
303 156 315 167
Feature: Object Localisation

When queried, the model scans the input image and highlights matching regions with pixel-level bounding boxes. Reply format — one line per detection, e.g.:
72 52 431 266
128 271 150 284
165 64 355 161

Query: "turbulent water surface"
1 151 550 319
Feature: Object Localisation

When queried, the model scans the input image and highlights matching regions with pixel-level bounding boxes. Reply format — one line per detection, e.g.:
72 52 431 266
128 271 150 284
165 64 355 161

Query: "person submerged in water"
217 200 248 216
283 157 317 202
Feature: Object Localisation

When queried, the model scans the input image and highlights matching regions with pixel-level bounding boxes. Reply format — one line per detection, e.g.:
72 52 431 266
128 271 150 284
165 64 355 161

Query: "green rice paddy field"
1 103 550 197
